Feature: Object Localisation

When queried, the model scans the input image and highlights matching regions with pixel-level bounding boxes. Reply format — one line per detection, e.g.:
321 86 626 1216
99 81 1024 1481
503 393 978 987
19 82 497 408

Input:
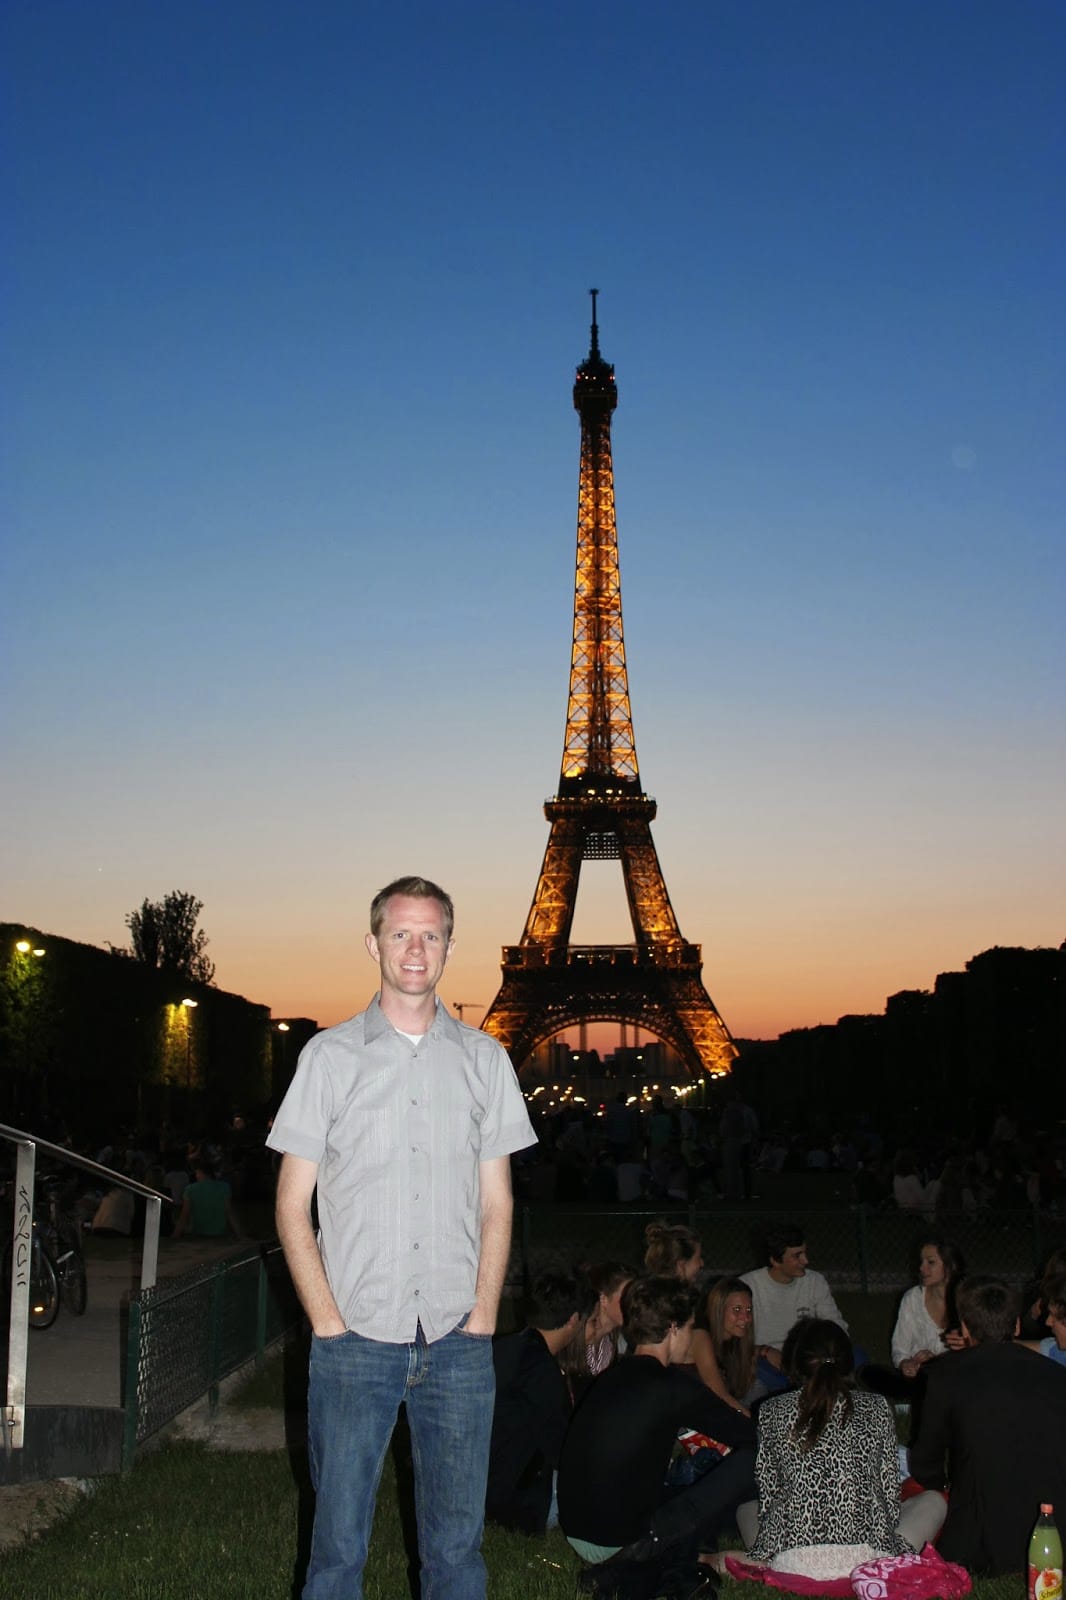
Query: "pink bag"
850 1546 971 1600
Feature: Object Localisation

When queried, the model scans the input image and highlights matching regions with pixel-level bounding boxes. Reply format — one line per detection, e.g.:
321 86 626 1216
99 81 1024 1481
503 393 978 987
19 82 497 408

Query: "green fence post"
855 1205 870 1295
208 1264 225 1415
122 1297 143 1472
256 1249 269 1372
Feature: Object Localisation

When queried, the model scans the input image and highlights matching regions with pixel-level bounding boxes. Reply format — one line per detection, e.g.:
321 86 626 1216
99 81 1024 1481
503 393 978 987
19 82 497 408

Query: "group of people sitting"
485 1219 1066 1600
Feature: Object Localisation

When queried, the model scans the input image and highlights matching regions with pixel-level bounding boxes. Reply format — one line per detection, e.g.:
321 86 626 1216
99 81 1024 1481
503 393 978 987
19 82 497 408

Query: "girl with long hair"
733 1320 946 1581
690 1277 758 1415
560 1260 636 1394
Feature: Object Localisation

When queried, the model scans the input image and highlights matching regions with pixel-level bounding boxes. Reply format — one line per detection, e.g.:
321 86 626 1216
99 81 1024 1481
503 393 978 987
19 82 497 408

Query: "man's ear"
365 932 379 962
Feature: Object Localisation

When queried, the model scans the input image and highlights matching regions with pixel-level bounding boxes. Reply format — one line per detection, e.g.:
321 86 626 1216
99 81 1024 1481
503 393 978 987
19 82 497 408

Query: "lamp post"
180 998 198 1089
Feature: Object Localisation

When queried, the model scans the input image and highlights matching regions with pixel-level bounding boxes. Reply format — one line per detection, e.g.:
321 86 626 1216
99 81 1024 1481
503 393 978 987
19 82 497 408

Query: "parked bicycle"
38 1173 88 1318
1 1171 88 1329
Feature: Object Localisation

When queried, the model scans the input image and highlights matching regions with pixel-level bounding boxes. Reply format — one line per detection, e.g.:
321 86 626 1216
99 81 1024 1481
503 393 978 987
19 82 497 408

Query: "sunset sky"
3 2 1063 1043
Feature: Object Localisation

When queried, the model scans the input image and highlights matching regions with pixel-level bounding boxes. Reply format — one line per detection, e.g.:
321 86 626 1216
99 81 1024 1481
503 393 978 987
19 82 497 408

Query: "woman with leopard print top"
743 1320 947 1580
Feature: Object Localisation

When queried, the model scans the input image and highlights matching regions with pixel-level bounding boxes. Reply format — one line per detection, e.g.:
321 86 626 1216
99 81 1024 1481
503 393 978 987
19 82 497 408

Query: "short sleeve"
266 1034 334 1164
476 1037 537 1162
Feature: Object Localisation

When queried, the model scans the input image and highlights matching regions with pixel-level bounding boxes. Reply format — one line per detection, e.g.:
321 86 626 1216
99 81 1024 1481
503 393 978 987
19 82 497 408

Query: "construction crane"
452 1002 485 1023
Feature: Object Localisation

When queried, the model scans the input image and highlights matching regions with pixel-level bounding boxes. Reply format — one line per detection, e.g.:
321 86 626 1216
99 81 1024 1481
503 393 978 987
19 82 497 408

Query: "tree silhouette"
124 891 215 985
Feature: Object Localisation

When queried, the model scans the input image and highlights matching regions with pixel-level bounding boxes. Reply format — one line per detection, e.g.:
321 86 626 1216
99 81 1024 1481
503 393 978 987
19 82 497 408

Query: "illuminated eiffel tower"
480 294 736 1080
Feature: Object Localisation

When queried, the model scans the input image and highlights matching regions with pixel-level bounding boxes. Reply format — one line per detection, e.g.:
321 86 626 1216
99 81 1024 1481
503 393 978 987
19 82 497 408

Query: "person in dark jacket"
558 1276 756 1596
910 1274 1066 1574
485 1269 593 1534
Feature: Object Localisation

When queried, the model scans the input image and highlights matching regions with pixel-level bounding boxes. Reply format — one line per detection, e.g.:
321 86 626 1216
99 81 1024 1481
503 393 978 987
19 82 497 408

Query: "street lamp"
180 998 198 1088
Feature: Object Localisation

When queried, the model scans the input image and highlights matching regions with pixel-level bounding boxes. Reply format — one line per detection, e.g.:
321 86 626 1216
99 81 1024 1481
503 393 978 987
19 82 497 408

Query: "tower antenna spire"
589 287 600 357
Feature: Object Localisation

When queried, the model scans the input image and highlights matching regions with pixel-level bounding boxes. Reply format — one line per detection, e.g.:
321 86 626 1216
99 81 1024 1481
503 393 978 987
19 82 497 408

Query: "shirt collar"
364 993 463 1045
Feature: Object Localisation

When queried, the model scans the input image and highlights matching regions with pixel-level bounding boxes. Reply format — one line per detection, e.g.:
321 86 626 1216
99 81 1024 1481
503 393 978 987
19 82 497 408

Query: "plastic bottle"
1029 1504 1064 1600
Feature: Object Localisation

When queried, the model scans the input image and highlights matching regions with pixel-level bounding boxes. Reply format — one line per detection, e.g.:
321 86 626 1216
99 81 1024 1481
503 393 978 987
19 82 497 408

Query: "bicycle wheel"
28 1245 60 1329
59 1246 88 1316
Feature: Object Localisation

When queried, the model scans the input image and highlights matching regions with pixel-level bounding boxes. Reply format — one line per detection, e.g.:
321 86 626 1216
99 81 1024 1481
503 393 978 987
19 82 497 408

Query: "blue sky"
3 1 1063 1039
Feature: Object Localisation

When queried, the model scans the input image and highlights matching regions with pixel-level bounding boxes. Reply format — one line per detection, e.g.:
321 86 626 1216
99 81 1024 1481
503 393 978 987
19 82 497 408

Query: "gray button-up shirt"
267 996 536 1343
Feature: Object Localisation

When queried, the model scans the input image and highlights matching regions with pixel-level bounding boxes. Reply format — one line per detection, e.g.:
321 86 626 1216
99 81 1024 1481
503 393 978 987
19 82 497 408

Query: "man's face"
366 894 453 1004
771 1244 809 1281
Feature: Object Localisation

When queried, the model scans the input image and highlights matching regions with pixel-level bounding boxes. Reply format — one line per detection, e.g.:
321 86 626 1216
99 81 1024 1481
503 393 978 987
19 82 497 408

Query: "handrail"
0 1122 171 1199
2 1121 172 1457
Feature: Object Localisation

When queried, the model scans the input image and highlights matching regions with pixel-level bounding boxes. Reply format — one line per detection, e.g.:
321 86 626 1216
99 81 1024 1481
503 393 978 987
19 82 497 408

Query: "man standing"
268 876 536 1599
741 1222 848 1371
910 1275 1066 1574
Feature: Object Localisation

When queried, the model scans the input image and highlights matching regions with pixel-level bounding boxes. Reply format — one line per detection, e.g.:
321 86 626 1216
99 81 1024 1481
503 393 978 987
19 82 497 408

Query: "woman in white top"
891 1238 965 1375
863 1237 964 1421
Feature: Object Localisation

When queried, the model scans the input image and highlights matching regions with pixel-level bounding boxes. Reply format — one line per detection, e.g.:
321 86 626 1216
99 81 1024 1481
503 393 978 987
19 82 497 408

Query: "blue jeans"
305 1322 495 1600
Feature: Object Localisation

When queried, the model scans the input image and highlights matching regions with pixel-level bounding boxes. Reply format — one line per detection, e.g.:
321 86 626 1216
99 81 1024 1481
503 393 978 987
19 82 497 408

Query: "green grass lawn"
3 1330 1029 1600
1 1435 1027 1600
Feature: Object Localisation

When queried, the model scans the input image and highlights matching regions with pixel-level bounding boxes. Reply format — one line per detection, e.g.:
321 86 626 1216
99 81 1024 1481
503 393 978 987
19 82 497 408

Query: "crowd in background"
517 1090 1066 1214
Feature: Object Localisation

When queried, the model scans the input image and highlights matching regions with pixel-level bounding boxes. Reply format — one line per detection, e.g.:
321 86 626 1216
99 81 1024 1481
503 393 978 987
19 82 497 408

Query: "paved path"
19 1234 270 1407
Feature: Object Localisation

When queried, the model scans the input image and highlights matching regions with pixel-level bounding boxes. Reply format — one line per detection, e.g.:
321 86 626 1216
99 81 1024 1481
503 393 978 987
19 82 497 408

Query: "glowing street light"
179 998 198 1087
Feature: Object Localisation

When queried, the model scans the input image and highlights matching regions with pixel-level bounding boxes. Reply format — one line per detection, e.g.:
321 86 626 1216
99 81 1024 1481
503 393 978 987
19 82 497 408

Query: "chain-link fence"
122 1242 301 1467
516 1205 1066 1293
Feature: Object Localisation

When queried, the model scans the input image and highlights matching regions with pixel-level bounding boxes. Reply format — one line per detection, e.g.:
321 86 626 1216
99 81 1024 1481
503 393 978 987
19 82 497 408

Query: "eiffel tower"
480 294 737 1081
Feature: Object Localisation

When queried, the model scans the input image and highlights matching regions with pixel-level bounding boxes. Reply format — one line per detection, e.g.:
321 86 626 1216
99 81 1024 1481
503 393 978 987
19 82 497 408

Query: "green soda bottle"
1029 1505 1064 1600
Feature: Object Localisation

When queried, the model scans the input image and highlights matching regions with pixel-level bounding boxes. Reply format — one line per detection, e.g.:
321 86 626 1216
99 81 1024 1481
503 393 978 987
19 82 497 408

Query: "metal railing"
122 1241 301 1466
1 1121 170 1459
